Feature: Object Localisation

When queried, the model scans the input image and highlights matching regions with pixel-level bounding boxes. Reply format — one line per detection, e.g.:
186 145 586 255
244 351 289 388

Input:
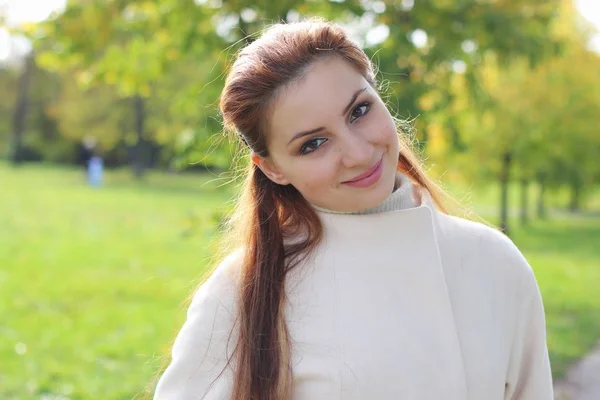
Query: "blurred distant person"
87 155 103 187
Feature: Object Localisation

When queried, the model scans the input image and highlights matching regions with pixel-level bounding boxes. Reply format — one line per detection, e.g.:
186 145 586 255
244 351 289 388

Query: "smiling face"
252 56 400 212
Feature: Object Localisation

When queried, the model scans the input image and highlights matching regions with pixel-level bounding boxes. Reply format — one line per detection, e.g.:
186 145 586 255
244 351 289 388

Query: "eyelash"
350 101 371 123
299 101 372 156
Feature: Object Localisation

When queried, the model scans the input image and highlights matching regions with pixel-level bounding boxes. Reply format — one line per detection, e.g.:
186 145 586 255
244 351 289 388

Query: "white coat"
154 178 553 399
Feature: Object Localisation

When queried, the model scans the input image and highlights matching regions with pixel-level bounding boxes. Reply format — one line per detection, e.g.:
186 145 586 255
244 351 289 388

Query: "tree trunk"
520 178 529 226
537 176 547 219
569 173 583 212
131 95 146 179
499 152 512 235
10 53 35 165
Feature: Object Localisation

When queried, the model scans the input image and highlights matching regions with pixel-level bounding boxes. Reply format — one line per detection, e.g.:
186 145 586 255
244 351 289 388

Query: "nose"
338 127 375 169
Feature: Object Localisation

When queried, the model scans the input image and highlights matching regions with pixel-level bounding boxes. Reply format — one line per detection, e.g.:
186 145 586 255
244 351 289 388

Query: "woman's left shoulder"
434 212 540 294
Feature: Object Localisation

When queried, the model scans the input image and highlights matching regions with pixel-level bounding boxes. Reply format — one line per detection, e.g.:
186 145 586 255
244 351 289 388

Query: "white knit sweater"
154 174 554 399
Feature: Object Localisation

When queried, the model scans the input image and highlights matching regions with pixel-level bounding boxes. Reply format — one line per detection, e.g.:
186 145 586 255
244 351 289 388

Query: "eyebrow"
287 86 368 146
342 86 368 116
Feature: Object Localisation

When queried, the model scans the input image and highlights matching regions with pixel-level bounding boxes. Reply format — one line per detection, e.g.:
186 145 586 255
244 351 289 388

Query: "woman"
154 19 553 400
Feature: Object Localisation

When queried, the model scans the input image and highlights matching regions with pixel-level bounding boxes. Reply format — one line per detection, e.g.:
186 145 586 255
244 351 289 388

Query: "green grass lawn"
1 162 599 399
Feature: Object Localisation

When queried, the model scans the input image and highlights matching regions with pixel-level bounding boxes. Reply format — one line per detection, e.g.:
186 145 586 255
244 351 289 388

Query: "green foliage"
446 42 600 199
15 0 566 171
0 60 78 163
2 0 597 181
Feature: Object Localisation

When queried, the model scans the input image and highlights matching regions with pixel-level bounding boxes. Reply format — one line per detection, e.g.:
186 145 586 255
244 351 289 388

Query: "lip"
342 156 384 188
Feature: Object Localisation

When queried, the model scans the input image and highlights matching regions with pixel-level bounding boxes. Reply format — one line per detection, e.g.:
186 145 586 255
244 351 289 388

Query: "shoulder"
154 250 244 398
435 212 539 298
438 213 518 256
167 250 243 372
187 249 244 316
436 212 515 253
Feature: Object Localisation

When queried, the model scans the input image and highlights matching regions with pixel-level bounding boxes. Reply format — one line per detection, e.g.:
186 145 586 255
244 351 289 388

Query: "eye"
349 102 371 123
299 138 328 155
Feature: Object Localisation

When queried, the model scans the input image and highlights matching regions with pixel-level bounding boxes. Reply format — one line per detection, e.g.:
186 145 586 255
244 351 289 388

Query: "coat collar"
295 187 468 399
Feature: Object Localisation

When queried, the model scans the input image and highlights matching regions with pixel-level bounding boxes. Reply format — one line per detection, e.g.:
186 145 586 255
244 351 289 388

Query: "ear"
251 153 290 185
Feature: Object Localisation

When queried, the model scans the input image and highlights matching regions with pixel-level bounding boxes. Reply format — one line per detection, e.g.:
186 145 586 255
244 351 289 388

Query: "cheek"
289 161 339 194
370 109 398 144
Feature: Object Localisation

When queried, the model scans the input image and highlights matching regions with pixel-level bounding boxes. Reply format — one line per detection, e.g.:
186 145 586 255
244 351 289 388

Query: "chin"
351 172 397 211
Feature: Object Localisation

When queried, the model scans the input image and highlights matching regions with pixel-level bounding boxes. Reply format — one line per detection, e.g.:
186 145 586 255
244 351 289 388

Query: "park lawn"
1 162 599 399
510 216 600 379
0 163 235 399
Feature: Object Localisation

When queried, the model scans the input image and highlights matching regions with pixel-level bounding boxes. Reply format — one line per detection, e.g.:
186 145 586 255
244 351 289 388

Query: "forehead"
268 57 369 140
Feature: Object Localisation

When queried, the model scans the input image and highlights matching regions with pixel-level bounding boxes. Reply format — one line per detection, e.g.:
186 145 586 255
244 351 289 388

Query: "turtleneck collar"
311 172 421 215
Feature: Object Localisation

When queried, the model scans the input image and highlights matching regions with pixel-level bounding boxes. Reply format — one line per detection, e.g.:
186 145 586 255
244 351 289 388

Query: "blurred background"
1 0 599 399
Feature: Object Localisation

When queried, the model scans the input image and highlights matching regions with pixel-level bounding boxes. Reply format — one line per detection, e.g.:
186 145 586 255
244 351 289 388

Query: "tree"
522 47 600 212
9 53 34 164
445 1 600 233
30 0 225 176
25 0 563 176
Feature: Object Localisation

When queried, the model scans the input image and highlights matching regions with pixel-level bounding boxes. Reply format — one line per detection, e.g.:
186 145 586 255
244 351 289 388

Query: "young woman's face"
255 56 400 212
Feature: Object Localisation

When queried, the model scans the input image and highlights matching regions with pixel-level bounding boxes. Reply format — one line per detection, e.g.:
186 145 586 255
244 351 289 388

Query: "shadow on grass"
514 217 600 260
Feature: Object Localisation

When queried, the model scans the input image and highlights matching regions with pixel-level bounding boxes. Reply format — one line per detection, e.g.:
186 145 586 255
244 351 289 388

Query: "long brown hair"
212 18 466 400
